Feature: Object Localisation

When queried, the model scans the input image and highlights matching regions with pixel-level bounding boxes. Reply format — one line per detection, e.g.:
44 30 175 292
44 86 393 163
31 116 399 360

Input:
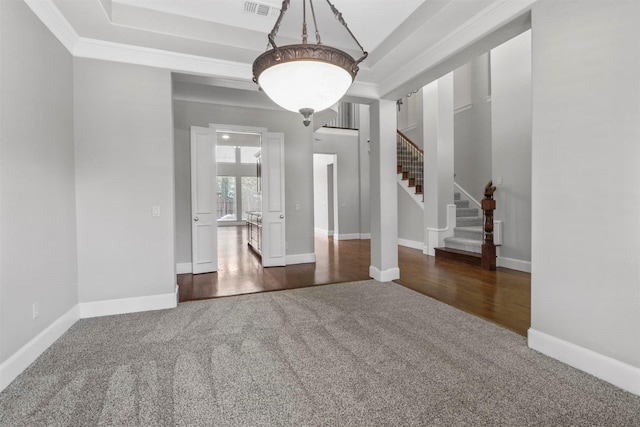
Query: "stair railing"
396 130 423 194
481 180 497 270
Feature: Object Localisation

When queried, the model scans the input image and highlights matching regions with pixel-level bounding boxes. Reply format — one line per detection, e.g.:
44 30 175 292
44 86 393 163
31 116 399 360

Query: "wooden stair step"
434 247 482 267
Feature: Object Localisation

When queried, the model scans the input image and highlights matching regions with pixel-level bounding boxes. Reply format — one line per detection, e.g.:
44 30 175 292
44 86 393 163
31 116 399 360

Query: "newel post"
481 180 497 270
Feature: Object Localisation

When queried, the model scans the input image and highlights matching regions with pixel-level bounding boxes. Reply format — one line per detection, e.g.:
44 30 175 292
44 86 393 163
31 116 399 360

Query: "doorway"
187 124 287 274
312 153 338 237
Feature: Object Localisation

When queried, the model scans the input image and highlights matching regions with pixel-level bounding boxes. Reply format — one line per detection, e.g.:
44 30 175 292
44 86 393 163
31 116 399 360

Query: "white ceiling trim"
74 38 252 80
377 0 537 98
24 0 78 53
26 0 536 105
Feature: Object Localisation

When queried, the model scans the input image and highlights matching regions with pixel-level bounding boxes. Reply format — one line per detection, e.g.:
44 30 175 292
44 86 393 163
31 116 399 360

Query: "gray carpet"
1 280 638 426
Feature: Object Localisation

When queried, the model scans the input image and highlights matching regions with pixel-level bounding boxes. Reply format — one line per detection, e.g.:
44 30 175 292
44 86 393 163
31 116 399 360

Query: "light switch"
496 177 503 185
152 206 160 217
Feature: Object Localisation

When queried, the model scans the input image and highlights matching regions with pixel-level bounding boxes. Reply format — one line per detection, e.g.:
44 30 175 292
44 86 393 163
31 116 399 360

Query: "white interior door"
261 132 286 267
190 126 217 274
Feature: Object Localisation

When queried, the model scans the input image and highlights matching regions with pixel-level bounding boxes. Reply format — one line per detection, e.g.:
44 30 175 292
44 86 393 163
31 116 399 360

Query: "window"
217 176 236 220
240 146 260 164
216 146 236 163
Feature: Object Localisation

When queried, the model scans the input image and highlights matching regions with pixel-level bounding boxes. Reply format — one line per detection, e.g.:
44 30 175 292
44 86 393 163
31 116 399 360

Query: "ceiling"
35 0 535 105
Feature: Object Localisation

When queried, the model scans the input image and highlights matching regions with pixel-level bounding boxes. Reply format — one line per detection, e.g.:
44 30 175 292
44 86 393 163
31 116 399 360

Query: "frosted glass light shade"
258 60 353 113
253 44 358 115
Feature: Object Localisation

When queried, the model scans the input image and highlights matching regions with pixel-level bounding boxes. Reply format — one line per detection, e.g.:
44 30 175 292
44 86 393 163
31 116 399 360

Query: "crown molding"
74 38 252 80
25 0 534 103
24 0 79 53
378 0 537 98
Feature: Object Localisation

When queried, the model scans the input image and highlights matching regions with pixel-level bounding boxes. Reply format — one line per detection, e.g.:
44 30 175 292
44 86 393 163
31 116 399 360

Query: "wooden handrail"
396 130 424 195
481 180 497 270
397 130 424 154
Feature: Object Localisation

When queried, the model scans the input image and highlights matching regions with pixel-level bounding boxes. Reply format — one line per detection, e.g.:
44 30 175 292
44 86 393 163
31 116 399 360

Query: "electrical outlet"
32 301 39 319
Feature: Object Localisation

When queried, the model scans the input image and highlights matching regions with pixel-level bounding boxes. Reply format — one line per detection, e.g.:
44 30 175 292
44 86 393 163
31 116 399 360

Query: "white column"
423 73 456 255
358 104 371 238
369 99 399 281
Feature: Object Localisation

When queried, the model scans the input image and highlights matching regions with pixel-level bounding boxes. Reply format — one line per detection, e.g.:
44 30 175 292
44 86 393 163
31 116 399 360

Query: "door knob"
280 215 284 219
194 217 199 221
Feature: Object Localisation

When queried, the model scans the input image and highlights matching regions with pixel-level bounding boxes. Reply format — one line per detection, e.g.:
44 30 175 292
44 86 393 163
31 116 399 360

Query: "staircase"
396 130 497 269
397 131 423 196
434 192 484 266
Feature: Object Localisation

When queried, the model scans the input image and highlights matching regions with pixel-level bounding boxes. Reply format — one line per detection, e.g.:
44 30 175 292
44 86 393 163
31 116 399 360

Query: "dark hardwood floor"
178 226 531 336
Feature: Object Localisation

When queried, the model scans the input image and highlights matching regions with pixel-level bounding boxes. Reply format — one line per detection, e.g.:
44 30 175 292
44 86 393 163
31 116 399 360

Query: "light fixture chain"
308 0 322 44
268 0 291 49
325 0 368 64
302 0 308 44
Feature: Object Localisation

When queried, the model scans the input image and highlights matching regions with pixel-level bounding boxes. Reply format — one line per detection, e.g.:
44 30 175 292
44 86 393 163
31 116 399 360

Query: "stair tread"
456 207 479 217
445 236 482 244
444 236 482 254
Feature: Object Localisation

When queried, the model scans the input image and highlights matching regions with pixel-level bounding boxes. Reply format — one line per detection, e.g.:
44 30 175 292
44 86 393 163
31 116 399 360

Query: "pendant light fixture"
252 0 368 126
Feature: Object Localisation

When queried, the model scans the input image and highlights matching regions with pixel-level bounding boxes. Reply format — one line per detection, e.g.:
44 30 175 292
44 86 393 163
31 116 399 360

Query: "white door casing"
261 132 286 267
190 126 218 274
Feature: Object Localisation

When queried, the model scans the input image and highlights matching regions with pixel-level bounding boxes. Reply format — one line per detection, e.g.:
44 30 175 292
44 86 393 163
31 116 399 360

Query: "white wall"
530 0 640 375
0 0 77 362
491 31 532 265
454 54 492 201
314 128 361 238
173 100 315 259
74 59 176 302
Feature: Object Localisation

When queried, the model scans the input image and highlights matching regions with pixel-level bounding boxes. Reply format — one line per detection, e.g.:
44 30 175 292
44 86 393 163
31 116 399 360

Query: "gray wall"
0 0 77 361
397 190 424 244
173 100 315 260
314 129 361 237
454 54 492 201
531 0 640 368
174 128 191 264
313 154 335 234
491 30 532 263
74 59 176 302
397 92 423 149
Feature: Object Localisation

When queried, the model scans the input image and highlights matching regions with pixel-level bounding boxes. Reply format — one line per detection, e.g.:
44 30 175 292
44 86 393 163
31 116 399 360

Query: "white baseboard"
0 305 80 393
369 266 400 282
426 204 457 255
285 253 316 265
79 287 178 318
176 262 192 274
335 233 361 240
398 238 423 250
497 256 531 273
528 328 640 396
359 233 371 240
314 227 333 236
1 286 180 393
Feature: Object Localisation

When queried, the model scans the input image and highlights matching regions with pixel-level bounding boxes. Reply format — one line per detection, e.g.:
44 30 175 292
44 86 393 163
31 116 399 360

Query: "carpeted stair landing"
1 280 638 426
